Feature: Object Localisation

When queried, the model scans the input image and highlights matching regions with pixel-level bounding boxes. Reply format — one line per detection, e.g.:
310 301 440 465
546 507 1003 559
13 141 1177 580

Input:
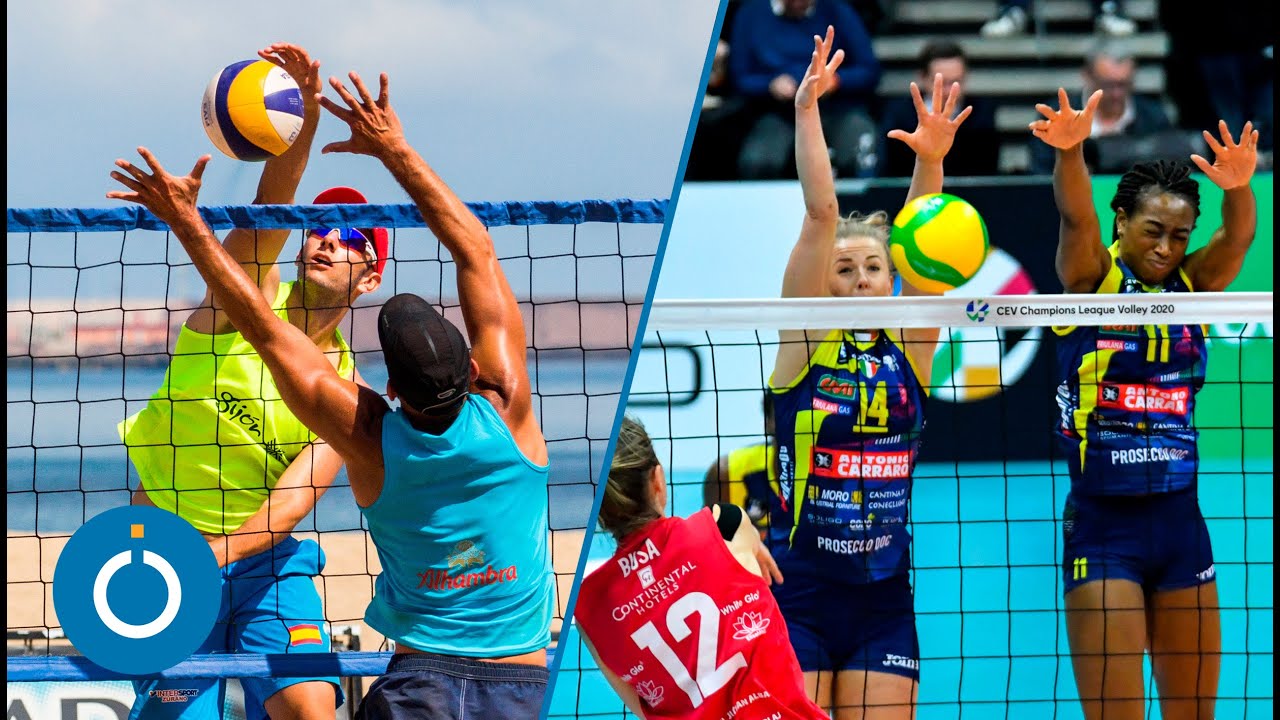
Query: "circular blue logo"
52 505 221 675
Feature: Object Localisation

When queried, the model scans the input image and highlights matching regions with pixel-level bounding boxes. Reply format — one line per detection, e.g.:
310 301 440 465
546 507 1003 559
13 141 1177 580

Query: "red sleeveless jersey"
574 509 828 720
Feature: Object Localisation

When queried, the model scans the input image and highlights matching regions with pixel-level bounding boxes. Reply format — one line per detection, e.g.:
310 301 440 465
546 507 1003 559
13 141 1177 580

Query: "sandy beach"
7 527 586 655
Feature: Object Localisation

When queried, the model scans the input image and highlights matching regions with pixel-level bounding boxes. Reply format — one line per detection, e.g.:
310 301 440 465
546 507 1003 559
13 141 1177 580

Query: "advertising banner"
639 176 1273 466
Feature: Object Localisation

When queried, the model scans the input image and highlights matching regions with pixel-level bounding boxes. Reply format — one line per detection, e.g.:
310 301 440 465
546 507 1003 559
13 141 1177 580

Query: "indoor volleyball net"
5 197 663 718
551 290 1273 719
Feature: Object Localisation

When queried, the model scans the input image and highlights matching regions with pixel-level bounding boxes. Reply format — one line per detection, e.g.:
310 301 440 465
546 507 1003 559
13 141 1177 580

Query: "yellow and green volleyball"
201 59 304 162
889 193 989 293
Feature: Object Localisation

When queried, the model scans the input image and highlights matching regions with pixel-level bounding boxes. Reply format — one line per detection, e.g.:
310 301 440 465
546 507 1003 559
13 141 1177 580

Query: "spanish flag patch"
287 624 323 646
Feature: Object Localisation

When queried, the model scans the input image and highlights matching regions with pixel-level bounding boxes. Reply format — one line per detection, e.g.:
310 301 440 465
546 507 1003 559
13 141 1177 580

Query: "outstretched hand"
1191 120 1259 190
886 72 973 163
1030 88 1102 150
107 148 210 228
795 25 845 111
317 71 405 158
258 43 322 107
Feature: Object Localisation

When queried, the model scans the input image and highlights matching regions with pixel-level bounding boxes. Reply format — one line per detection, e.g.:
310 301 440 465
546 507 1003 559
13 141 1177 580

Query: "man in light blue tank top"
107 69 554 720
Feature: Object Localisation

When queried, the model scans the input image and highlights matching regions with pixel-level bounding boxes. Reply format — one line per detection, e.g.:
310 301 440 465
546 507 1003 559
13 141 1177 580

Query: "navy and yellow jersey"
1053 243 1207 496
769 329 927 584
725 443 791 545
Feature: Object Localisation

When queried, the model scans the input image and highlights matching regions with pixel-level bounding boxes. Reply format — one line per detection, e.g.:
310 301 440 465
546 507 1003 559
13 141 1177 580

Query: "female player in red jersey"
574 416 830 720
1033 88 1259 720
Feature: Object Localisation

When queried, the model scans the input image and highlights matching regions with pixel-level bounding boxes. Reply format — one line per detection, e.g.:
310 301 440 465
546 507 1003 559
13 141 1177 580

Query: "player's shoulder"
726 443 760 470
626 514 709 564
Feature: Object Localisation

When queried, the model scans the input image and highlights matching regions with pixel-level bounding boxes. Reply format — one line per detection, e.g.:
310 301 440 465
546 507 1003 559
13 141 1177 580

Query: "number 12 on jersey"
629 592 748 707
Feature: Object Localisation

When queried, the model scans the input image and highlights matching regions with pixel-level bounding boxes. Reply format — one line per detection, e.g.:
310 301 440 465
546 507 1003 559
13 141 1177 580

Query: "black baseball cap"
377 294 471 412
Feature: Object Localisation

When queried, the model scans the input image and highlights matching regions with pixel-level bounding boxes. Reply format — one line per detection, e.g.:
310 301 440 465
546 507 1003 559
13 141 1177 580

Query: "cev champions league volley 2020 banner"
631 175 1274 468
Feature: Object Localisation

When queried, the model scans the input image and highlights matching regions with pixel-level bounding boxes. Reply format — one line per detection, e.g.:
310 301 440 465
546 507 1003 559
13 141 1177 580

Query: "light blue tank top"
361 394 553 657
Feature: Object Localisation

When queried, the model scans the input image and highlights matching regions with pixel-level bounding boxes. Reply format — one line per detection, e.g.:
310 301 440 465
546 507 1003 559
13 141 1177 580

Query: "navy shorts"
773 573 920 680
1062 488 1216 595
355 652 548 720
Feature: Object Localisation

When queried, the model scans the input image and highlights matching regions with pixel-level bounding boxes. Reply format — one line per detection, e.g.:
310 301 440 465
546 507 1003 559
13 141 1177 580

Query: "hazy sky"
6 0 719 209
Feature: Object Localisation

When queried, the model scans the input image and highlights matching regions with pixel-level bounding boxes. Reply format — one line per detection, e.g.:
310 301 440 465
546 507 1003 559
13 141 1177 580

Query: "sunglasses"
310 227 376 260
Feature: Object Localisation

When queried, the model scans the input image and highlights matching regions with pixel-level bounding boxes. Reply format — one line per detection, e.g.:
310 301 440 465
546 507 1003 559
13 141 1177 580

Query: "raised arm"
209 364 380 561
774 28 846 386
882 73 973 387
316 72 544 462
189 43 324 335
785 27 845 301
887 73 974 276
206 441 344 566
107 149 388 489
1182 120 1260 291
1031 88 1110 293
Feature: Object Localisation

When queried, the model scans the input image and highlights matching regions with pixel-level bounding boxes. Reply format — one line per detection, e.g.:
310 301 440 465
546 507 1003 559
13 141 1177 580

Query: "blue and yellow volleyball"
889 193 989 293
201 60 304 162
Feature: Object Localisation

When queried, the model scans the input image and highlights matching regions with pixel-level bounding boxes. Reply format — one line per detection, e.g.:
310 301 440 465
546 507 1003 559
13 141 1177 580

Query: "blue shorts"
355 652 549 720
1062 488 1216 595
773 573 920 680
130 537 343 720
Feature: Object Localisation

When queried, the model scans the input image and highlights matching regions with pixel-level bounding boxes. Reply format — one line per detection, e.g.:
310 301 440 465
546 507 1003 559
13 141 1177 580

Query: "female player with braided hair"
574 416 828 720
1033 88 1259 720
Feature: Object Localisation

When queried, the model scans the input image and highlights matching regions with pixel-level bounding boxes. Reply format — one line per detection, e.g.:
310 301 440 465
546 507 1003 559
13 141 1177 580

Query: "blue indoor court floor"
548 459 1273 719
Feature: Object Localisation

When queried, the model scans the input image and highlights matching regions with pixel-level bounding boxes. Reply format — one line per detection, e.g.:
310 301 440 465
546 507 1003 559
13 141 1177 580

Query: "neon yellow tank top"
118 281 354 534
726 444 766 508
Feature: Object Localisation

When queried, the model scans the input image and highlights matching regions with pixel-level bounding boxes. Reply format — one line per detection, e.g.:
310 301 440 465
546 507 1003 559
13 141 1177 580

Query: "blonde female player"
1033 89 1259 720
766 28 970 719
573 416 829 720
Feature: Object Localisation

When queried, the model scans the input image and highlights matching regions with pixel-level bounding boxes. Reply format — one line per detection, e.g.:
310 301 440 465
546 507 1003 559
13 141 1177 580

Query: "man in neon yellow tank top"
109 68 555 720
112 44 386 720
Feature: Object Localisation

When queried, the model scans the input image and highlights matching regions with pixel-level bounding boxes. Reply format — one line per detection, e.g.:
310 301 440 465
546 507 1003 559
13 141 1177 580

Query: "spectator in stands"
1028 39 1177 176
881 39 1000 177
1162 0 1273 161
710 39 731 100
687 40 759 181
729 0 882 179
982 0 1136 37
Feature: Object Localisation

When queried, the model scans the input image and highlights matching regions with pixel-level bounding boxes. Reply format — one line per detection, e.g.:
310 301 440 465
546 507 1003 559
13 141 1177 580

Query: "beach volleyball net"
551 292 1273 719
5 198 663 716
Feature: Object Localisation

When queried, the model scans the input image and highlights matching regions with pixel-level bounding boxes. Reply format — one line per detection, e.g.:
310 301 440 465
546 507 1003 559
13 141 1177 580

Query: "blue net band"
7 650 555 682
6 198 668 233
